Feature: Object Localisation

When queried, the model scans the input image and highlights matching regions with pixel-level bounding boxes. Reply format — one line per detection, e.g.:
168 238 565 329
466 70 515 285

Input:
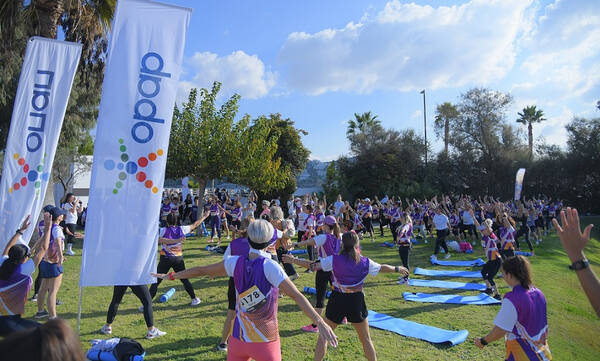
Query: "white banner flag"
514 168 526 200
0 37 81 250
81 0 191 286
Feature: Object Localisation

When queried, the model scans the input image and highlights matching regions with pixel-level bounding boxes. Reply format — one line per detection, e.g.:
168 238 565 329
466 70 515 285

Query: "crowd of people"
0 187 598 361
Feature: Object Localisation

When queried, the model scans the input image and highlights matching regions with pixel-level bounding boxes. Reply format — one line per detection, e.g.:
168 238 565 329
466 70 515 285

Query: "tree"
434 102 459 154
346 111 380 138
322 161 340 202
517 105 546 161
52 148 91 194
167 83 292 207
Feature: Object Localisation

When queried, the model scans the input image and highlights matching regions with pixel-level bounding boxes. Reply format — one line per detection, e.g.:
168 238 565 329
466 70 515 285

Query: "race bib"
239 285 267 313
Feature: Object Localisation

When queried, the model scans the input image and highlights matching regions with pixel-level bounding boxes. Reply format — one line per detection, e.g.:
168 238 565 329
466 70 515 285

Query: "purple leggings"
210 215 221 238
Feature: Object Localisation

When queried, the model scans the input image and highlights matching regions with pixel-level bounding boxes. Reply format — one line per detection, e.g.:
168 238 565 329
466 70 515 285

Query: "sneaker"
444 253 451 259
424 239 428 244
430 254 437 261
34 310 48 319
30 294 38 302
227 236 231 240
483 288 493 295
56 299 63 306
301 324 319 333
190 297 201 306
100 325 112 335
304 269 312 274
217 343 228 351
535 240 540 245
65 249 75 256
138 305 145 312
146 327 167 339
289 273 299 281
493 294 502 301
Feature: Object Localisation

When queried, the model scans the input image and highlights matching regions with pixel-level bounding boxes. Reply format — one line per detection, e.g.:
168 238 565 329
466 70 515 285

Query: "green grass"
26 218 600 360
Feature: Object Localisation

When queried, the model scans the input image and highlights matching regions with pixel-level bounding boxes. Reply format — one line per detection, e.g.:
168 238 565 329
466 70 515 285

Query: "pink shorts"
227 336 281 361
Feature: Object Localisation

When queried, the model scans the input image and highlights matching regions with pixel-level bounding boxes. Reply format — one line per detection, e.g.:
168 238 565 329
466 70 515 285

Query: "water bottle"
159 288 176 303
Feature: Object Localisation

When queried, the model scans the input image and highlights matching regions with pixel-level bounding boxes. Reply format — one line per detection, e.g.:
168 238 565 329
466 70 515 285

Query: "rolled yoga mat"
380 242 395 248
289 249 308 255
303 286 331 298
414 267 485 278
515 251 532 256
159 288 176 303
430 258 485 267
402 292 501 305
367 310 468 346
407 278 487 291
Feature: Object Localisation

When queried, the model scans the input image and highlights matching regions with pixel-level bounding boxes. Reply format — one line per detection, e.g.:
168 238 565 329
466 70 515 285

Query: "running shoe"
146 327 167 339
99 325 112 335
535 240 540 245
483 288 493 295
34 310 48 319
493 294 502 301
217 343 228 351
191 297 201 306
444 253 451 259
289 273 299 281
30 294 38 302
56 299 63 305
65 249 75 256
304 269 312 274
301 324 319 333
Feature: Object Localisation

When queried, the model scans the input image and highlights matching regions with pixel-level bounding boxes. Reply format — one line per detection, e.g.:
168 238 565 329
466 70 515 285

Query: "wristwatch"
569 259 589 271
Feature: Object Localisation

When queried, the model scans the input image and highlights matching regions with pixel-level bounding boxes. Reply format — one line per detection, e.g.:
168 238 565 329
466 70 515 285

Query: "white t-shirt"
320 255 382 276
62 203 78 224
224 249 287 288
334 201 344 215
432 214 449 230
462 211 474 225
297 212 308 231
159 225 191 237
52 225 65 242
493 298 518 332
0 256 35 277
313 234 328 248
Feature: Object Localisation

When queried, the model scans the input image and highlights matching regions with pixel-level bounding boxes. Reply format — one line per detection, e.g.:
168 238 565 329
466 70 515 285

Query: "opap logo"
7 153 49 197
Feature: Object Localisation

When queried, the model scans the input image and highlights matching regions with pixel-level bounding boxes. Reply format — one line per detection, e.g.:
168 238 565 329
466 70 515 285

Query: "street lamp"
420 89 427 167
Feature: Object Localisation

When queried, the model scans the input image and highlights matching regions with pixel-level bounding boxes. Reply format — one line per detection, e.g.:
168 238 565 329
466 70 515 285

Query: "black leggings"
150 256 196 300
107 285 153 328
363 217 374 234
398 246 410 270
514 226 533 251
276 248 298 277
434 229 449 255
390 221 400 243
481 259 502 287
315 270 332 309
379 218 389 236
65 223 76 244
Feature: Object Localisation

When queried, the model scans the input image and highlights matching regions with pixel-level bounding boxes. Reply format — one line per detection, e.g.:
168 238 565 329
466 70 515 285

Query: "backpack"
113 338 145 361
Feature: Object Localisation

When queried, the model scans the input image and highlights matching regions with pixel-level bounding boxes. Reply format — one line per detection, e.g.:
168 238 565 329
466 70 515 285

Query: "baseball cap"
324 215 337 226
50 207 68 219
42 204 54 212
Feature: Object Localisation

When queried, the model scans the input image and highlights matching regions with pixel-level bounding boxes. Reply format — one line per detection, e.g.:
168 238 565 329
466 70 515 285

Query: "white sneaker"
190 297 201 306
138 305 145 312
444 253 451 259
100 325 112 335
146 327 167 339
66 249 75 256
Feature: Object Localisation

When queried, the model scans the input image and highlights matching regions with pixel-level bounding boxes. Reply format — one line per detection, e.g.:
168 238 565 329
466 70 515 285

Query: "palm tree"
434 102 459 155
347 111 380 137
517 105 546 161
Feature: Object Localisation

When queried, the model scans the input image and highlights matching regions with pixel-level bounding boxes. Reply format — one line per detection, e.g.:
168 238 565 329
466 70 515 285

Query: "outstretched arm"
2 215 30 256
32 213 52 266
474 326 507 349
152 261 228 279
553 208 600 317
188 212 210 231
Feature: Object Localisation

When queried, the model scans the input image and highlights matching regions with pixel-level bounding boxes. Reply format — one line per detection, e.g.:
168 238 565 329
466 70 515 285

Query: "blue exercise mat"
407 279 487 291
431 258 485 267
380 242 395 248
367 310 468 346
289 249 307 255
515 251 532 256
403 292 500 305
414 267 483 278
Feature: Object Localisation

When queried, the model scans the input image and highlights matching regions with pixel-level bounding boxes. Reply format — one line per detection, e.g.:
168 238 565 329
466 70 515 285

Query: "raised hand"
19 215 31 232
552 207 593 262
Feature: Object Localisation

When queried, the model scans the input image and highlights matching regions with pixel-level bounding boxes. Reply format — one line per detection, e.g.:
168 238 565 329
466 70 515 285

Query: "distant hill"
295 160 329 195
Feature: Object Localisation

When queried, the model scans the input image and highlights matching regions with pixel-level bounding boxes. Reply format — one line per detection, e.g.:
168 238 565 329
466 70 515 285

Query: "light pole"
420 89 427 167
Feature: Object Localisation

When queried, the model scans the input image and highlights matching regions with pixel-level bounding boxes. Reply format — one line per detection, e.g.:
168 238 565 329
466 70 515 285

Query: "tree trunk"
528 122 533 161
444 119 449 154
33 0 64 39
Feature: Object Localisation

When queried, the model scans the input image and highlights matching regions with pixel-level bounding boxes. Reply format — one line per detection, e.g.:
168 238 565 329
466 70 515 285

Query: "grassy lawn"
25 217 600 360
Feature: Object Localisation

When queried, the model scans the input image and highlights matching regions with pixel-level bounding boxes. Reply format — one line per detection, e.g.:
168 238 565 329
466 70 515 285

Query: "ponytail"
331 223 341 239
340 232 360 264
0 244 28 280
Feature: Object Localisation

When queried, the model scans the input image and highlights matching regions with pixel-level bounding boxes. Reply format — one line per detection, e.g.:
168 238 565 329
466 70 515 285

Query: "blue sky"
165 0 599 161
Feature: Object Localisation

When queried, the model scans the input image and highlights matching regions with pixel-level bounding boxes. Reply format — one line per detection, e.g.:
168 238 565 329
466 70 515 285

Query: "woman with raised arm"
153 219 338 361
0 213 51 336
284 232 408 361
472 210 502 300
474 255 551 360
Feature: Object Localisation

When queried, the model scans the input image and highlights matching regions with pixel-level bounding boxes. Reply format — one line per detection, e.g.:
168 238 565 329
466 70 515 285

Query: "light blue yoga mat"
289 249 307 255
407 279 487 291
367 310 468 346
431 258 485 267
414 267 483 278
403 292 500 305
515 251 532 256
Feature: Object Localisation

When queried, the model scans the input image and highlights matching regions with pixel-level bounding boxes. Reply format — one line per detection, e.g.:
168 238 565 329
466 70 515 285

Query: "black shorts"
65 223 76 243
231 220 241 230
227 277 236 310
325 291 368 324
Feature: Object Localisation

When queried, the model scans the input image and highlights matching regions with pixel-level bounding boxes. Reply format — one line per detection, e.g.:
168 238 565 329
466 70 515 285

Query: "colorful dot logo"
103 139 163 195
8 153 49 198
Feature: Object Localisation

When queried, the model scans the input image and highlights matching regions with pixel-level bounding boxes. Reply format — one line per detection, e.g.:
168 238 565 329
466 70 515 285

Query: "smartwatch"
569 259 589 271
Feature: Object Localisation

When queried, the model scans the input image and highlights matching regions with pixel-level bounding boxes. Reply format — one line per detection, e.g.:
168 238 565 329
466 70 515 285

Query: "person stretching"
472 210 502 300
283 231 409 361
152 219 338 361
431 207 451 262
396 213 413 285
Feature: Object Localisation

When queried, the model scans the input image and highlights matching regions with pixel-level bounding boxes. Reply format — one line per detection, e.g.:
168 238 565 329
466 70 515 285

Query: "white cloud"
178 51 276 102
278 0 534 95
411 110 423 119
